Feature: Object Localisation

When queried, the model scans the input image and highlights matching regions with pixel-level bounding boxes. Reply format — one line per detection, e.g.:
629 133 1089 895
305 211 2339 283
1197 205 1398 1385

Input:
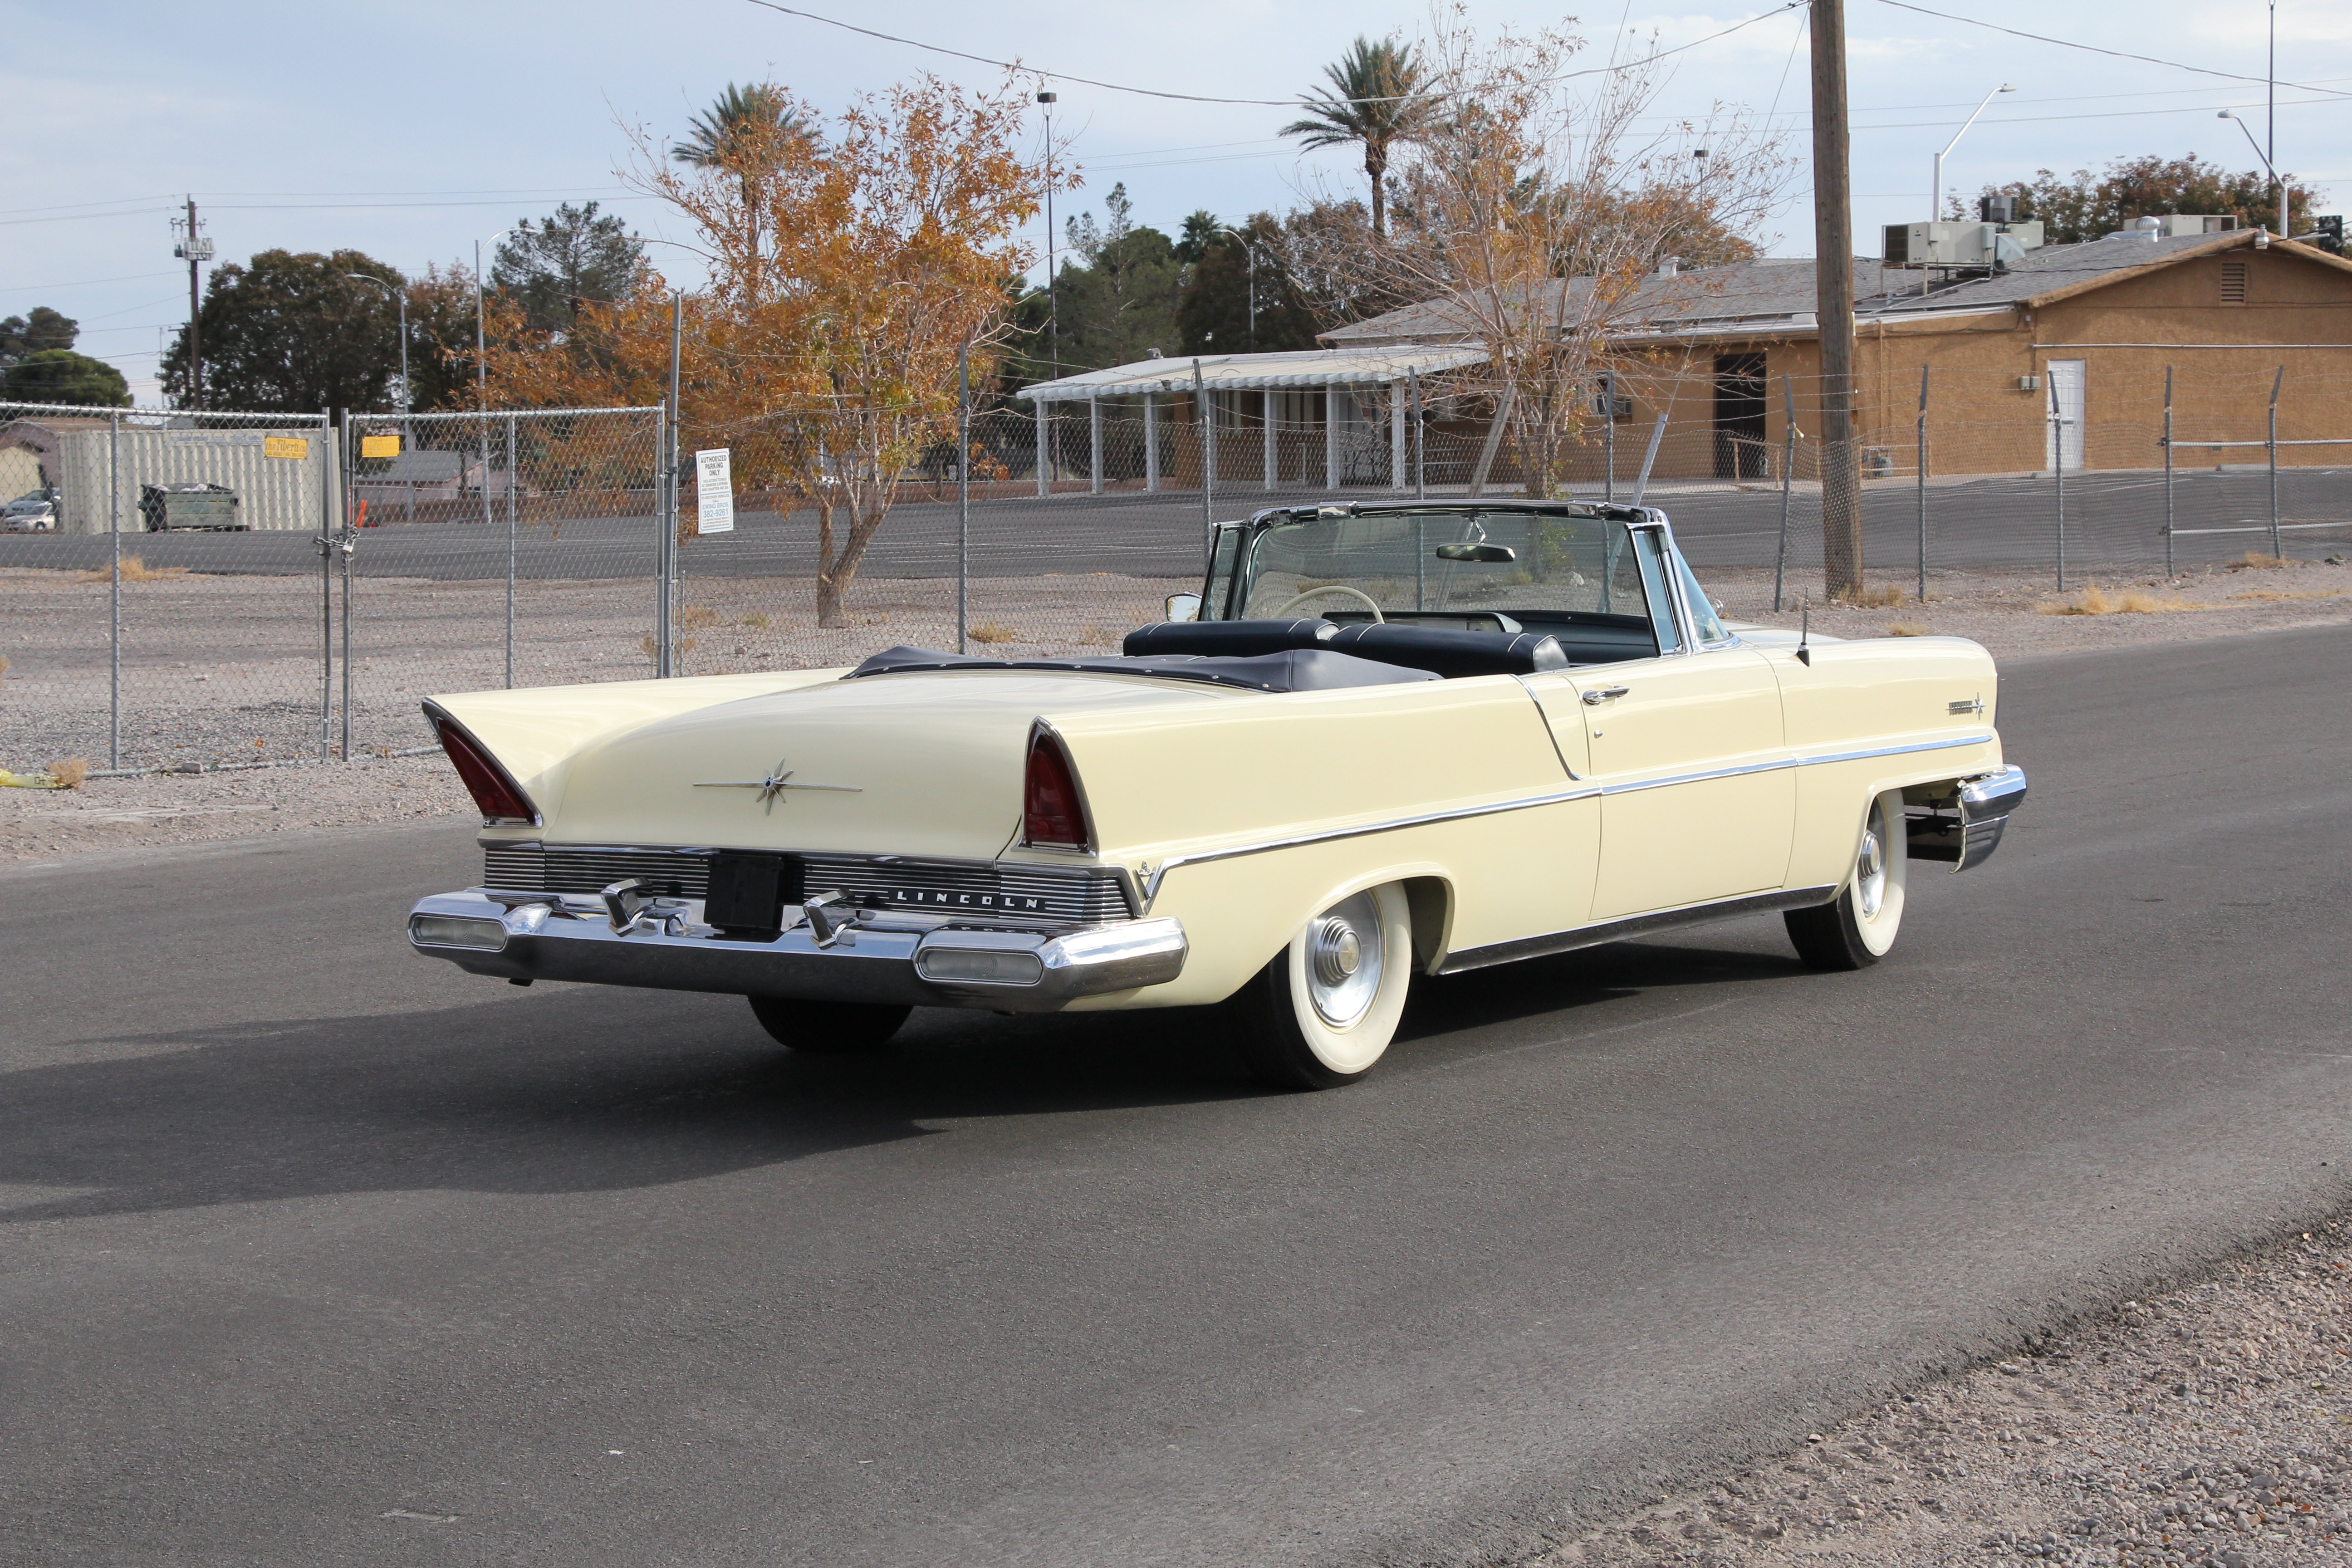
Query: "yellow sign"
359 435 401 459
263 436 309 460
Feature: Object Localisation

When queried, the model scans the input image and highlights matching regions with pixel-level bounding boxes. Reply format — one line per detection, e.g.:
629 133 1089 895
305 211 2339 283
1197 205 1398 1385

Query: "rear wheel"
1227 883 1414 1090
1785 788 1908 970
747 995 911 1053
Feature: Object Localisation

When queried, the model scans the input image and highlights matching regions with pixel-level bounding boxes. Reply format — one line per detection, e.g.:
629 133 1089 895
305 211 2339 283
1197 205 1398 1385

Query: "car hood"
525 668 1242 859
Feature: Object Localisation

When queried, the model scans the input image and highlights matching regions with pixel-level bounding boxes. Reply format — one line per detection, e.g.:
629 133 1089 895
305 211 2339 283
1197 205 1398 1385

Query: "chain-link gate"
0 402 337 775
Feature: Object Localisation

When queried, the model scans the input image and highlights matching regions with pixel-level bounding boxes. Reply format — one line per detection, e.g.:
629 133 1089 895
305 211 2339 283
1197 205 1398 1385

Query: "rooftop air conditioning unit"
2153 214 2239 236
1883 220 2044 267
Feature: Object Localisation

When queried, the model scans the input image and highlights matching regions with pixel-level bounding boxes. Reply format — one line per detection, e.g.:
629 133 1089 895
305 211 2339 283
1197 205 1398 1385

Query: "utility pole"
1810 0 1862 599
172 196 213 409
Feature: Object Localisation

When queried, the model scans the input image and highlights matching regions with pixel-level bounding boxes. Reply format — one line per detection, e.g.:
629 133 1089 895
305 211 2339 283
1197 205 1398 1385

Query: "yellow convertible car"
408 502 2024 1089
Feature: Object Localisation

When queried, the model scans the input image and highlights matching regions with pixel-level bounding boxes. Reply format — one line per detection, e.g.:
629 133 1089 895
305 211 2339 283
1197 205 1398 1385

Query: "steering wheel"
1268 584 1386 622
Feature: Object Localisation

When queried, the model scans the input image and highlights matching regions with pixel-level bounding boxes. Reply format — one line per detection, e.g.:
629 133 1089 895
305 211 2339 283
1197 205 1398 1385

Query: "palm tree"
673 83 802 260
1281 37 1436 238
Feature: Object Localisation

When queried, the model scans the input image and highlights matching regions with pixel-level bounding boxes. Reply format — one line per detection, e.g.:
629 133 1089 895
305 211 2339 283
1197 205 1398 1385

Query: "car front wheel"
1227 883 1415 1090
1785 787 1908 970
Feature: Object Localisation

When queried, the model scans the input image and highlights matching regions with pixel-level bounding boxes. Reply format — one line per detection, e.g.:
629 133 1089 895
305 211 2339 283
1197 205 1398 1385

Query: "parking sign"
695 448 734 534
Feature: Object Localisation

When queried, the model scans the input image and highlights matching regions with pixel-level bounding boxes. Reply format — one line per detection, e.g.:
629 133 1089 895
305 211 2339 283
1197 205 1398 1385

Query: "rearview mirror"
1164 593 1202 622
1434 543 1517 564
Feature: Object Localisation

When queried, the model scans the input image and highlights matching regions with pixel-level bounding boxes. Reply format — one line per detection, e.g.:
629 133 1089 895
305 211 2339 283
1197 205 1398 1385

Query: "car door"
1563 531 1793 919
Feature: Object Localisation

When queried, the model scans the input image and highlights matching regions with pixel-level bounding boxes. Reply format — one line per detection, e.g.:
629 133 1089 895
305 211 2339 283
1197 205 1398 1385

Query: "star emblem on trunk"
693 758 862 812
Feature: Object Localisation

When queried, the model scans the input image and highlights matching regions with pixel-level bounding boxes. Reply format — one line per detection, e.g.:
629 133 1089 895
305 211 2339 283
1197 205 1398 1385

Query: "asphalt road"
6 464 2347 581
4 625 2347 1567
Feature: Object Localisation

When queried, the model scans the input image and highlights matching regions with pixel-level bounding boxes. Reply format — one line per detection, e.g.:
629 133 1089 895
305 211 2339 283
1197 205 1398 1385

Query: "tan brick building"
1322 230 2352 484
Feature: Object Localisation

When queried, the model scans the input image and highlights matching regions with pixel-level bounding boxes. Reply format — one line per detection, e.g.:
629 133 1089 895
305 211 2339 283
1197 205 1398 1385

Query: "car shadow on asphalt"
1391 934 1806 1063
0 983 1264 1226
3 935 1806 1226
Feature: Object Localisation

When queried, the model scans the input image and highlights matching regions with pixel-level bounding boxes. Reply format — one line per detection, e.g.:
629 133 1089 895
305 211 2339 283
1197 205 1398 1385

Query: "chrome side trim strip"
1140 785 1604 905
1797 733 1994 768
1138 732 1995 907
1435 885 1840 975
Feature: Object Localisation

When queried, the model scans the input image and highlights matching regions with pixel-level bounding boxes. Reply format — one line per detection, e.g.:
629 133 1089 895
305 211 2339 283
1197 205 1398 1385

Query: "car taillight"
435 718 536 823
1022 730 1091 850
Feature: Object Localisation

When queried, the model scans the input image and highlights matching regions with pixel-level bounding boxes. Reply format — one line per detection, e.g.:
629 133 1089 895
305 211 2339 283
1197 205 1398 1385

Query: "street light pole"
343 273 408 429
1038 91 1059 380
2219 110 2289 237
1932 83 2014 220
1214 226 1258 349
475 228 517 410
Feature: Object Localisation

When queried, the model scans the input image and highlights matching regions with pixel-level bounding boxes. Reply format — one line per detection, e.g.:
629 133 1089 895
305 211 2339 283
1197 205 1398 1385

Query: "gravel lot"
1535 1218 2352 1568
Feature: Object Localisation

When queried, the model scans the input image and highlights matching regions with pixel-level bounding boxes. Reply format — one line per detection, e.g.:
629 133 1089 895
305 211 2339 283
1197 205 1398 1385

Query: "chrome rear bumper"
407 890 1187 1011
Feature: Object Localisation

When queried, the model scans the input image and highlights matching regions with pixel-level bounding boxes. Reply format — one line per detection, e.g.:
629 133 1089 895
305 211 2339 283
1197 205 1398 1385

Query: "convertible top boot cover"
1323 624 1568 678
1121 619 1339 658
846 645 1438 694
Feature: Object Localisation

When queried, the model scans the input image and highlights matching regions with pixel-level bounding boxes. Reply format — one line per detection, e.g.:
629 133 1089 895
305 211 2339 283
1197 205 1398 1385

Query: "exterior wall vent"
2220 260 2248 304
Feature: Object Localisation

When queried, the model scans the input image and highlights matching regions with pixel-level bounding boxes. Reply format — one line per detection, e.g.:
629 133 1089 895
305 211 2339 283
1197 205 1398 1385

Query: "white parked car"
2 491 59 532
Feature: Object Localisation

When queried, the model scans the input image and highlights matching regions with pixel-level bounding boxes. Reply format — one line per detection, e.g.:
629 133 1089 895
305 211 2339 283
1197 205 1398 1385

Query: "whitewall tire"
1228 882 1415 1089
1784 788 1908 970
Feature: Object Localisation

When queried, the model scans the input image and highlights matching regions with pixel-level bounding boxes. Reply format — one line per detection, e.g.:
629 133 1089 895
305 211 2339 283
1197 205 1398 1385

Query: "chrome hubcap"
1855 814 1887 921
1306 893 1384 1027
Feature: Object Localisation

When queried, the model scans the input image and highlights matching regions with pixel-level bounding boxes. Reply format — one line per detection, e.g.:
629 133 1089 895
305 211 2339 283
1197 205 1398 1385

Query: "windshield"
1235 510 1658 624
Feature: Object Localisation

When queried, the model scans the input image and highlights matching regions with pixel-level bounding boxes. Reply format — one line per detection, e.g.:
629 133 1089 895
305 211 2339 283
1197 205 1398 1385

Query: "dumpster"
139 482 245 531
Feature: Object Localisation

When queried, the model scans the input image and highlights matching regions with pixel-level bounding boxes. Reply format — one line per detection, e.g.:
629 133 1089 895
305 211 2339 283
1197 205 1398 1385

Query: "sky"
5 0 2348 406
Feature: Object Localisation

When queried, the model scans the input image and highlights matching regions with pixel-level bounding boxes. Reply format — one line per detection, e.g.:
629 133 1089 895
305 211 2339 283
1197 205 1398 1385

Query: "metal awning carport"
1011 347 1489 498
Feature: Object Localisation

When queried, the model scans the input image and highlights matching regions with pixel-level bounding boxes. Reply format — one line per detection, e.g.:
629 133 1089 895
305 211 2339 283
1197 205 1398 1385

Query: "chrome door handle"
1581 686 1630 706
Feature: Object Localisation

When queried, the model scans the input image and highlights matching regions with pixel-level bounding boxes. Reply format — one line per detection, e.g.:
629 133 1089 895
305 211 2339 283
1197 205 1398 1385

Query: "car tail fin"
1020 727 1092 851
433 713 537 823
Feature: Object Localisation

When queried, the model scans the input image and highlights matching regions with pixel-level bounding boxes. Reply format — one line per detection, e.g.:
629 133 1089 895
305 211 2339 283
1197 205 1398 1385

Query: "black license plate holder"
703 852 802 940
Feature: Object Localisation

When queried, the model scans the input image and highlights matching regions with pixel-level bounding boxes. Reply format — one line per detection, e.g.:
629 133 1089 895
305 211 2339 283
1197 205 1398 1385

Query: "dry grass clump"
1885 621 1930 637
1833 583 1906 608
2228 587 2350 602
738 612 770 629
969 622 1019 644
73 556 190 584
638 635 701 658
2229 551 2290 571
2037 582 2204 617
0 757 90 789
0 654 9 683
679 605 722 631
1078 623 1116 647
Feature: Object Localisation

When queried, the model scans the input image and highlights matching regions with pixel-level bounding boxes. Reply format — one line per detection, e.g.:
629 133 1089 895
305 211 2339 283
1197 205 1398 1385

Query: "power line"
1870 0 2352 101
735 0 1807 107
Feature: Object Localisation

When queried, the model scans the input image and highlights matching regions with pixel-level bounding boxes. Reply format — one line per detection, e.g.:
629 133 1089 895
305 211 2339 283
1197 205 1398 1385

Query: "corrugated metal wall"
58 427 339 534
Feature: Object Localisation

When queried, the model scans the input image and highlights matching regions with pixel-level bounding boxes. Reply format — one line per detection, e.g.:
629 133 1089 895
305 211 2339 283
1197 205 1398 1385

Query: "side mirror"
1434 543 1517 564
1164 593 1203 623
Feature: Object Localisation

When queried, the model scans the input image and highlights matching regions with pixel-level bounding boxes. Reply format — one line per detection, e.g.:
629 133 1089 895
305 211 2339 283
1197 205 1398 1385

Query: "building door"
2044 359 2085 472
1712 353 1769 479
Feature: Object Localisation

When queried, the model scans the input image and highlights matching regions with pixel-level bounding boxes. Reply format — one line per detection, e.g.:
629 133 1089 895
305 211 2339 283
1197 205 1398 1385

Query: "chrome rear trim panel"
482 843 1136 924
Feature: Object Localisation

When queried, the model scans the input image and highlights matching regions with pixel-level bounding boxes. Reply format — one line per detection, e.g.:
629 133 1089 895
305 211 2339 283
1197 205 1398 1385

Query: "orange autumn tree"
484 73 1054 627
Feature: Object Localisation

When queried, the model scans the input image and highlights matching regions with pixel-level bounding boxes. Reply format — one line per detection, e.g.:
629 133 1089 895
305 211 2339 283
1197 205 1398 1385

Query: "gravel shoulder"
1533 1219 2352 1568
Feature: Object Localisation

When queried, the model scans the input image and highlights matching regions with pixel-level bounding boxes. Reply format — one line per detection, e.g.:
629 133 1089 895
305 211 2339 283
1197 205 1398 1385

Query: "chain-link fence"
6 366 2347 775
338 407 663 758
0 402 660 777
